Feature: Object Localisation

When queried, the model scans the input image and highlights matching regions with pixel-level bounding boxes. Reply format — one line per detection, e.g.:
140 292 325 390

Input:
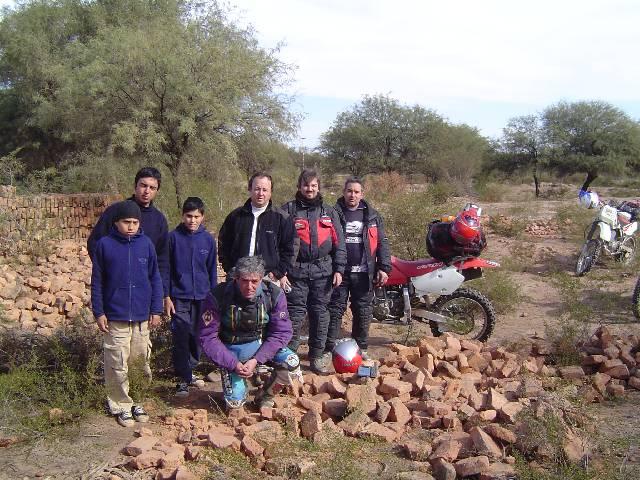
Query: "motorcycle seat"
618 212 632 225
391 256 443 277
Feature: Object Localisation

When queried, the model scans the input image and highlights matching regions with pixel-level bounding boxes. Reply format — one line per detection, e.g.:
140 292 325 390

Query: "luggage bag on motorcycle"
426 220 486 263
618 201 640 221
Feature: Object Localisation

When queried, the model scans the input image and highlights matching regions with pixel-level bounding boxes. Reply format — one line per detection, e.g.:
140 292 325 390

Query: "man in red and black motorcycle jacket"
281 169 346 374
326 176 392 360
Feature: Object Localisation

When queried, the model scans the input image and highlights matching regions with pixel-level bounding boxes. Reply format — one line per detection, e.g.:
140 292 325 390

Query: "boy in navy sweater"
91 200 164 427
164 197 217 397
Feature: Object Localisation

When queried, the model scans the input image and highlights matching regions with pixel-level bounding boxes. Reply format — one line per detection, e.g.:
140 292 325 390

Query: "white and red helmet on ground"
332 338 363 374
451 203 482 245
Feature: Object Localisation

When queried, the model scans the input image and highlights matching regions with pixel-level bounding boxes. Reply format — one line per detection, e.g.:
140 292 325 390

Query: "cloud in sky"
2 0 637 146
228 0 640 145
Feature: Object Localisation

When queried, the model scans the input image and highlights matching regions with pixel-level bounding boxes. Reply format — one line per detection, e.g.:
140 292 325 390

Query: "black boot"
310 353 331 375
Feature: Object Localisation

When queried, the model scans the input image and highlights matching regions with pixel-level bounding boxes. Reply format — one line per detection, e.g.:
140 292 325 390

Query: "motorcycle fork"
402 286 413 344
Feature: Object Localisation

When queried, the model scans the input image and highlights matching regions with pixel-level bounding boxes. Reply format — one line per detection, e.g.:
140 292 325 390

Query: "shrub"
555 204 594 240
470 269 525 315
545 273 591 366
0 326 104 438
475 180 508 202
538 183 572 200
428 181 457 204
364 172 409 204
486 215 528 238
379 188 457 260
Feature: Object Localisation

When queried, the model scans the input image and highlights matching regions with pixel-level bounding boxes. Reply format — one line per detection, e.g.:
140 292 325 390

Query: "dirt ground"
2 186 640 479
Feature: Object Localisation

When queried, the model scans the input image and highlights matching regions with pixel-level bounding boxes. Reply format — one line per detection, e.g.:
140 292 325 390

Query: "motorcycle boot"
310 352 331 375
253 369 285 408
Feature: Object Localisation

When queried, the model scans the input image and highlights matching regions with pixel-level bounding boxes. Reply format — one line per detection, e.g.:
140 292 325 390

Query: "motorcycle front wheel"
575 239 602 276
429 287 496 342
632 276 640 321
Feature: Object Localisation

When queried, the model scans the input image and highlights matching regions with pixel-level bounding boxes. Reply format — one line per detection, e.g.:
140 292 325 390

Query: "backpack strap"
212 280 280 327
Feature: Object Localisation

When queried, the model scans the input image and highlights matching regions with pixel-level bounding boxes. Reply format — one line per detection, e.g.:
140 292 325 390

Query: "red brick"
387 397 411 425
454 455 490 476
469 427 502 458
300 410 323 439
128 449 164 469
241 435 265 458
123 435 159 456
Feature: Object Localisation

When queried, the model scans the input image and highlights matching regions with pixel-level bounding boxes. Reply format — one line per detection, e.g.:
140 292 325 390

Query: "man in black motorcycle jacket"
218 172 296 280
325 176 392 360
281 169 346 375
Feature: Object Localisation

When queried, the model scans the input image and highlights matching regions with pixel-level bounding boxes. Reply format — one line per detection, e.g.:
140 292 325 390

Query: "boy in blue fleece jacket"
164 197 217 397
91 200 164 427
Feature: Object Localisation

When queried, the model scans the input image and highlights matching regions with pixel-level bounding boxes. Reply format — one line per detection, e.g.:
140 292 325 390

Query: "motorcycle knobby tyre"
614 236 636 265
429 287 496 342
575 239 602 276
632 276 640 321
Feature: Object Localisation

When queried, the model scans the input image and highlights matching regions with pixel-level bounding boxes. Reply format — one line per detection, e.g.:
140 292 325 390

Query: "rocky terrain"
2 199 640 479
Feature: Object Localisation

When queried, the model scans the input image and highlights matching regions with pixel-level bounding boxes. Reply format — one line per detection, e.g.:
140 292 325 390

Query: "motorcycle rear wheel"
429 287 496 341
614 236 636 265
575 239 602 276
632 276 640 321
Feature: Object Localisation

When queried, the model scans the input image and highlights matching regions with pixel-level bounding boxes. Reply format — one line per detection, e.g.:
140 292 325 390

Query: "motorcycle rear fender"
451 257 500 269
411 266 464 296
623 222 638 236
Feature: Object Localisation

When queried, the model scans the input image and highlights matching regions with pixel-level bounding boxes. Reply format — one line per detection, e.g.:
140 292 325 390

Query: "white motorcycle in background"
575 189 638 276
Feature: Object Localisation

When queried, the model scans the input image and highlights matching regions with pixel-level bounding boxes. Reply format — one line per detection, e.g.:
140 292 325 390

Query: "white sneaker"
116 410 135 427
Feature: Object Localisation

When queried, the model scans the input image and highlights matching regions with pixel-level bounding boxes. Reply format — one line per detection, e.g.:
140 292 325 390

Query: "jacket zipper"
128 236 132 321
191 233 196 300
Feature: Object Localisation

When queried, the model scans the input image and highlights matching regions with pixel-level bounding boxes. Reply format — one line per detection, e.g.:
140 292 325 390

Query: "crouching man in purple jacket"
199 256 301 410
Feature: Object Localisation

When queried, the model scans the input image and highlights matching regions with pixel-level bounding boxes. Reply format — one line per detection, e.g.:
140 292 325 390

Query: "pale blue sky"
3 0 640 150
229 0 640 149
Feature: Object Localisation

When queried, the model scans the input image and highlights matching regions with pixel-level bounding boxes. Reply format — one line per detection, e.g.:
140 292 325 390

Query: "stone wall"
0 185 120 240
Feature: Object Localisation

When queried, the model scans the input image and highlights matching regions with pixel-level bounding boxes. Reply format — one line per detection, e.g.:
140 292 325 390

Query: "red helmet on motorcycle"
451 210 481 245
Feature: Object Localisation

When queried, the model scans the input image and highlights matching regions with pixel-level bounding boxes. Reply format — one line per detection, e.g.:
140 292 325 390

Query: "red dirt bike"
372 255 499 342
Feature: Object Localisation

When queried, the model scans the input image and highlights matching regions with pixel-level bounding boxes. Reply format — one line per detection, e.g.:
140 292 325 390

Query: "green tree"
419 123 488 188
319 94 485 183
0 0 296 207
320 95 409 175
0 148 25 186
542 100 640 178
493 115 546 196
0 0 97 168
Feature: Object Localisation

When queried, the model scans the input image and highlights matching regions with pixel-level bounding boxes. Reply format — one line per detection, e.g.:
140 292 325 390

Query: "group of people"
88 166 391 427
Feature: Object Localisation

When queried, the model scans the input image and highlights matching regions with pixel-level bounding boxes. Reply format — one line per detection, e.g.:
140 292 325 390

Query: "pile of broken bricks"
116 327 639 479
524 220 561 236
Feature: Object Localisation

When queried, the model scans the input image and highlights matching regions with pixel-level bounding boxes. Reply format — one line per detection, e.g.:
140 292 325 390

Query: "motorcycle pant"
220 342 301 409
326 272 373 352
286 275 333 359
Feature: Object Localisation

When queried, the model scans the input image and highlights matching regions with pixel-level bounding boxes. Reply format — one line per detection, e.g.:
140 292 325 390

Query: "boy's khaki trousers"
103 320 152 414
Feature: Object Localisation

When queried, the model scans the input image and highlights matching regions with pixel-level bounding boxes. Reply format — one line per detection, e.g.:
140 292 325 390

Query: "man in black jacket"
282 169 346 374
218 172 295 282
87 167 170 302
326 177 392 360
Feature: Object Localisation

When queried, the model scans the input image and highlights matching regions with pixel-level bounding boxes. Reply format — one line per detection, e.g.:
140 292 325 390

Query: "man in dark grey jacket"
326 176 392 360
